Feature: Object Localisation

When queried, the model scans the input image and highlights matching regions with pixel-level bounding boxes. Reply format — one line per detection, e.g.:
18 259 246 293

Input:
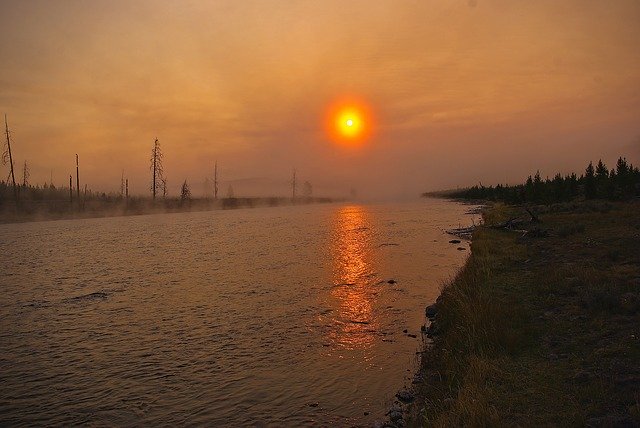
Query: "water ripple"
0 201 475 426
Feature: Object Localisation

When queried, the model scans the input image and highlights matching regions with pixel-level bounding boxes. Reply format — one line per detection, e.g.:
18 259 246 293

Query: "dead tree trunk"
75 154 80 202
22 160 29 187
153 142 157 200
150 138 163 201
292 168 297 200
3 114 18 204
214 161 219 200
525 207 541 224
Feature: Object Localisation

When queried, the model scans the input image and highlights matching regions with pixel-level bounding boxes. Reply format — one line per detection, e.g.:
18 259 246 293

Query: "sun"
337 109 363 138
325 97 374 145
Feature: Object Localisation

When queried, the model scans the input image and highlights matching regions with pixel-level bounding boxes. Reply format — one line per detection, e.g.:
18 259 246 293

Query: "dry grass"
411 200 640 427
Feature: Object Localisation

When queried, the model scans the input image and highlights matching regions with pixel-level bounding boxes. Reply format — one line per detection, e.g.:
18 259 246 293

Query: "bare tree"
150 138 164 200
120 170 125 198
180 180 191 203
3 114 18 203
214 161 219 199
22 160 29 187
161 177 167 199
75 154 80 201
291 168 297 199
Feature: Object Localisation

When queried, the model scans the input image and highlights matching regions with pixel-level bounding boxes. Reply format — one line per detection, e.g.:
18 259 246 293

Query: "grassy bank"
410 200 640 426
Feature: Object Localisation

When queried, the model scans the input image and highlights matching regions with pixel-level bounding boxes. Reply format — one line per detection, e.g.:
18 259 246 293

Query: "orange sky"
1 0 639 199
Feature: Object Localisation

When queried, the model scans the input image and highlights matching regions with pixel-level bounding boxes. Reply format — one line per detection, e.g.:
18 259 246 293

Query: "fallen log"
525 207 541 223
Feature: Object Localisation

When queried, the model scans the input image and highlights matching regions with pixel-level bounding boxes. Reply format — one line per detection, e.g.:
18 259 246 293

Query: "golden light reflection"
326 205 378 350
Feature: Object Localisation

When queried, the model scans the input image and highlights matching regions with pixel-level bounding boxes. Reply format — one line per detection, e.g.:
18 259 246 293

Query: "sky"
1 0 639 199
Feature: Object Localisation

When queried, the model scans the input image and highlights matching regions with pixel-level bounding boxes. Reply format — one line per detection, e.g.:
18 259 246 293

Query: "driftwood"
446 207 541 240
485 208 546 238
446 226 476 239
525 207 541 223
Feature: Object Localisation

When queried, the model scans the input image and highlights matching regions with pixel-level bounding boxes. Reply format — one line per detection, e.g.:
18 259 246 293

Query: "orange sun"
325 97 374 145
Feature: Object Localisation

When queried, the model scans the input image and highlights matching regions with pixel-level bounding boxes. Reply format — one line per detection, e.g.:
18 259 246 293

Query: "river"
0 199 476 426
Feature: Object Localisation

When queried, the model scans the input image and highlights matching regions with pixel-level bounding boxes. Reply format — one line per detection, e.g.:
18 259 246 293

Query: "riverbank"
408 200 640 426
0 196 336 224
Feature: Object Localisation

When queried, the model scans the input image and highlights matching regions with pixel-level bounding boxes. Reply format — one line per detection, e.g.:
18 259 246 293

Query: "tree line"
431 157 640 204
2 133 316 208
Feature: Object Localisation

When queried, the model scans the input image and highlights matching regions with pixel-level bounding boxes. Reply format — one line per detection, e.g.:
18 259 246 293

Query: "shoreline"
399 200 640 426
0 196 337 225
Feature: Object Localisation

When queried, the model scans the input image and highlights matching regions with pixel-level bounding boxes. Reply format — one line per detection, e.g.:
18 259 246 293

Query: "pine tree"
584 162 596 199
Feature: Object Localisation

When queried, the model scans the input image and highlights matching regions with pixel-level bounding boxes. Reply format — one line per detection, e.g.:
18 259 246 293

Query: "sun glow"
325 97 374 145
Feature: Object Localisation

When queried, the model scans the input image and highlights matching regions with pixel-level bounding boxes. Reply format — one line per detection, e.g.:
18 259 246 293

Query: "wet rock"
449 239 461 244
457 247 466 251
386 405 402 414
426 322 441 338
364 411 369 416
402 329 408 333
387 279 397 284
395 390 414 403
407 333 417 338
307 402 319 407
388 410 403 422
425 304 438 319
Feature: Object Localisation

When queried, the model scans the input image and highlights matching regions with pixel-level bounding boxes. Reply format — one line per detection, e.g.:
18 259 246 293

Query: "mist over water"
0 199 475 426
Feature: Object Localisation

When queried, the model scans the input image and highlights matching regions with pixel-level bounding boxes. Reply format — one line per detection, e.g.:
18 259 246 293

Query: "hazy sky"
1 0 639 199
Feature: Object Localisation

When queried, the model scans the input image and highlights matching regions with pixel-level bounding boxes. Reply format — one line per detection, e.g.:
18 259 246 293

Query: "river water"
0 199 475 426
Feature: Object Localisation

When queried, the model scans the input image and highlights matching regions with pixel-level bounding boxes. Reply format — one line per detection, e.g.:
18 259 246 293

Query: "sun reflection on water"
327 205 379 350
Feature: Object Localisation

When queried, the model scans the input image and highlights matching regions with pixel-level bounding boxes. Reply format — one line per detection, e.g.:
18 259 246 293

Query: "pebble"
395 390 414 403
389 410 403 422
425 304 438 319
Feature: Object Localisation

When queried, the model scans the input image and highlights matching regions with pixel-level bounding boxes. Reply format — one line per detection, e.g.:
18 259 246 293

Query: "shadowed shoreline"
400 200 640 426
